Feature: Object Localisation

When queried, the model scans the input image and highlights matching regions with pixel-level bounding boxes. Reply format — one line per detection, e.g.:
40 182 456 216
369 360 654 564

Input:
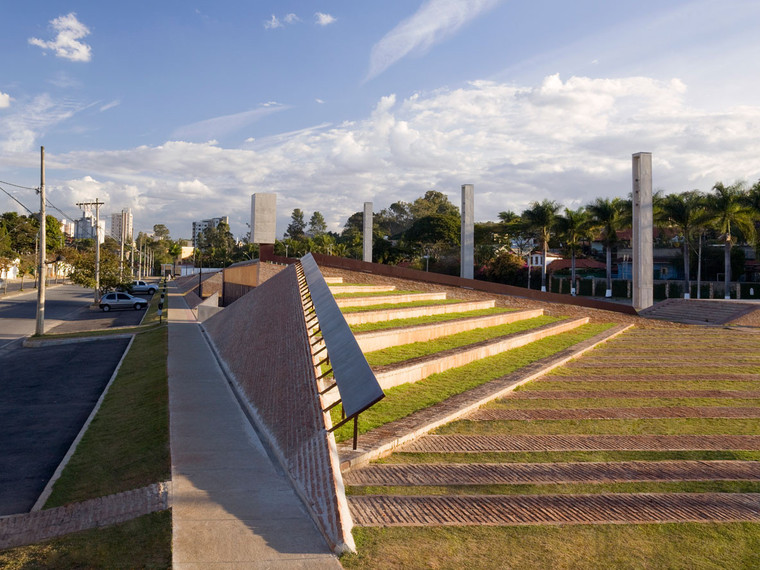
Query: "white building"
110 208 134 244
74 210 105 244
192 216 228 247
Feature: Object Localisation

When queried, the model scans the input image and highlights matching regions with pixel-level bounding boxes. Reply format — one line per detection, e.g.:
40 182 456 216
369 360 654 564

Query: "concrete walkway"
168 287 341 569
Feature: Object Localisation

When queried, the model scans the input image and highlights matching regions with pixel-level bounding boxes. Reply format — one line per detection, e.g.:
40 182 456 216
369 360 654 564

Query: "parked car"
130 280 158 294
99 292 147 311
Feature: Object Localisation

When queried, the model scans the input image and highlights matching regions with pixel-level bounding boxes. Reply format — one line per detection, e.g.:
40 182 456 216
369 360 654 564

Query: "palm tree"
707 182 755 298
587 197 627 297
556 207 592 295
521 200 560 292
657 191 708 298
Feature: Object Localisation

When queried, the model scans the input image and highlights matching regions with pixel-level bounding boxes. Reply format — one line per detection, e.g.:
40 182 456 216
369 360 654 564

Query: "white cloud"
0 92 10 108
28 13 92 62
284 13 301 24
315 12 336 26
24 74 760 240
0 94 82 153
171 104 290 141
99 100 120 112
367 0 502 80
264 15 282 29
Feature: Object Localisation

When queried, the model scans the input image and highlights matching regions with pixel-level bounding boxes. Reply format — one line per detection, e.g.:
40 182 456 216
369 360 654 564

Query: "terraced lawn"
349 307 514 333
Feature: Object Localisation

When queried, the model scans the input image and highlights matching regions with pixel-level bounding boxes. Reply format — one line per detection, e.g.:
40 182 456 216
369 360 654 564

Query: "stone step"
343 300 495 325
335 291 447 308
639 299 758 325
329 284 396 294
323 276 344 284
354 309 544 352
373 318 589 390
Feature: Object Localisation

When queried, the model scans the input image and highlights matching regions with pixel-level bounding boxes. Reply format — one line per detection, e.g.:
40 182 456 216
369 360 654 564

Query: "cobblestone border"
0 481 170 550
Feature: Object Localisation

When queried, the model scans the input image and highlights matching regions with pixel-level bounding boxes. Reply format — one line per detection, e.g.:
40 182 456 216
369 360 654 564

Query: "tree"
521 200 560 292
556 207 592 295
587 197 628 297
285 209 306 239
409 190 459 219
657 191 708 298
153 224 170 240
404 214 460 248
308 211 327 236
707 182 755 298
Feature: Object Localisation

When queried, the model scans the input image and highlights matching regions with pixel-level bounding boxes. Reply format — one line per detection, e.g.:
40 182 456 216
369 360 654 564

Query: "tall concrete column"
632 153 653 311
460 184 474 279
363 202 372 263
251 193 276 261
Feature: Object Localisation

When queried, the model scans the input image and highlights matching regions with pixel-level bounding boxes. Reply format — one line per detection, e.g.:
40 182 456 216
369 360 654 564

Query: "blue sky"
2 0 760 240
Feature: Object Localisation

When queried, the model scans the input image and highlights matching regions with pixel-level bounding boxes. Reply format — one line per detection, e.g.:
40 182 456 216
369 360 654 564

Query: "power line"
0 179 38 191
0 184 35 215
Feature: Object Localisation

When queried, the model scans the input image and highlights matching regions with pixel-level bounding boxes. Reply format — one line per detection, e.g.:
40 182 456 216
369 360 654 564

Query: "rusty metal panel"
301 253 384 417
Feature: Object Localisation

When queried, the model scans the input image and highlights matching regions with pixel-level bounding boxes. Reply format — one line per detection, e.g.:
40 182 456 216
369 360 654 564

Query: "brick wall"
203 266 354 553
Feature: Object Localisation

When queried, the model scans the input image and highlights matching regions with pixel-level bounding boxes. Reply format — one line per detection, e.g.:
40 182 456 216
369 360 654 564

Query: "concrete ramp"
639 299 759 325
203 265 354 553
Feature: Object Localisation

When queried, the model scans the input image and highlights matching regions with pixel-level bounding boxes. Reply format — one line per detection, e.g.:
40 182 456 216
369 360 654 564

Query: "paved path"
167 286 340 568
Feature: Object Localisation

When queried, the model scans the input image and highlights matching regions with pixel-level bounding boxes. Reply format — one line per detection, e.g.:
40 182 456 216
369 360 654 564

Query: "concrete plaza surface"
167 286 341 568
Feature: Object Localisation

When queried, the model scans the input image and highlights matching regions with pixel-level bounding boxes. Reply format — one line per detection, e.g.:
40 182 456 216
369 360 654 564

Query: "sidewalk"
167 286 341 568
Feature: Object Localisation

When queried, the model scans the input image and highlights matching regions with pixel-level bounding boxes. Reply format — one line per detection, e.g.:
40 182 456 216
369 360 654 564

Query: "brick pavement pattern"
508 389 760 399
401 434 760 453
468 407 760 420
0 482 169 550
539 374 759 382
343 461 760 486
348 493 760 526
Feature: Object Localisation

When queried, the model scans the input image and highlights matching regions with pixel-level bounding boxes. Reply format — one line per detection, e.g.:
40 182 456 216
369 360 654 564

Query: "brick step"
639 300 758 325
401 434 760 453
373 318 589 390
538 374 760 382
509 390 760 399
344 460 760 487
354 309 544 352
468 407 760 420
348 493 760 527
343 300 495 325
336 291 447 308
330 284 396 294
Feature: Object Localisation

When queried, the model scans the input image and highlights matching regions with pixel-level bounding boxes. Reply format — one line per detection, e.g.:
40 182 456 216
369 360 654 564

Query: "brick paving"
344 461 760 486
540 374 759 383
509 389 760 399
401 434 760 453
467 407 760 420
0 482 169 550
348 493 760 526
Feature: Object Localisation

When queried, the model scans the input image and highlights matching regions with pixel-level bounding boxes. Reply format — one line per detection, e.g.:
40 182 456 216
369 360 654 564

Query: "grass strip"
0 511 171 569
364 316 559 366
340 299 461 313
333 289 420 298
521 380 760 392
434 418 760 436
44 325 170 507
342 523 760 569
349 307 514 333
377 450 760 464
484 397 760 409
346 480 760 496
332 323 613 442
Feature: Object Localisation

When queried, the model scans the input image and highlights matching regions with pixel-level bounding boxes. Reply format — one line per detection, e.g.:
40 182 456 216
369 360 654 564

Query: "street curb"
22 334 135 348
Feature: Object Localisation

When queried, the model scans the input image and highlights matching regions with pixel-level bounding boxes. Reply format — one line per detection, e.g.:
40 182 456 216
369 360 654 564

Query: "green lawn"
364 316 559 366
349 307 514 333
340 299 461 313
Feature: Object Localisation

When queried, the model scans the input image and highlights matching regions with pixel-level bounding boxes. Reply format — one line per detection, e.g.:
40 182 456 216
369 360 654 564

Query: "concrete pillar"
251 193 276 261
632 153 653 311
460 184 474 279
363 202 372 263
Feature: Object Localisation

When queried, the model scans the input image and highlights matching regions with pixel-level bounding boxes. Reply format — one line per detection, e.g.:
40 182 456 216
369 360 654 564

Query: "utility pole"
35 146 46 336
119 210 125 281
77 199 105 304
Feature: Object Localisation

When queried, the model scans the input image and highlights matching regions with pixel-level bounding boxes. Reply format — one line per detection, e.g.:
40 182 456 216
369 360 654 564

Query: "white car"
99 292 147 311
130 280 158 294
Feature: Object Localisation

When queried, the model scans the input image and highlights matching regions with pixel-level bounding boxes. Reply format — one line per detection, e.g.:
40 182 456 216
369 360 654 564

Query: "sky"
1 0 760 240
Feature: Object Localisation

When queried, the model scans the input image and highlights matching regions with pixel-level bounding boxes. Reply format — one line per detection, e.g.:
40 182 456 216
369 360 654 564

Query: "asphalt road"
0 336 131 515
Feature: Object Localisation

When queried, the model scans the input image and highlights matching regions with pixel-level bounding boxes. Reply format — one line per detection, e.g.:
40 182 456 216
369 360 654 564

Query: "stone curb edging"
0 481 171 551
339 323 633 471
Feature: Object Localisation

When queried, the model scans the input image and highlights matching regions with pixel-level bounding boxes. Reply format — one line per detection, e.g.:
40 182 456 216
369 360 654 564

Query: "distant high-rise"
74 210 105 244
111 208 133 244
192 216 228 247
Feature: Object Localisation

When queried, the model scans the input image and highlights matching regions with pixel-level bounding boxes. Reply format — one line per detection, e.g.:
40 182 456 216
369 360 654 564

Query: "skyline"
2 1 760 240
